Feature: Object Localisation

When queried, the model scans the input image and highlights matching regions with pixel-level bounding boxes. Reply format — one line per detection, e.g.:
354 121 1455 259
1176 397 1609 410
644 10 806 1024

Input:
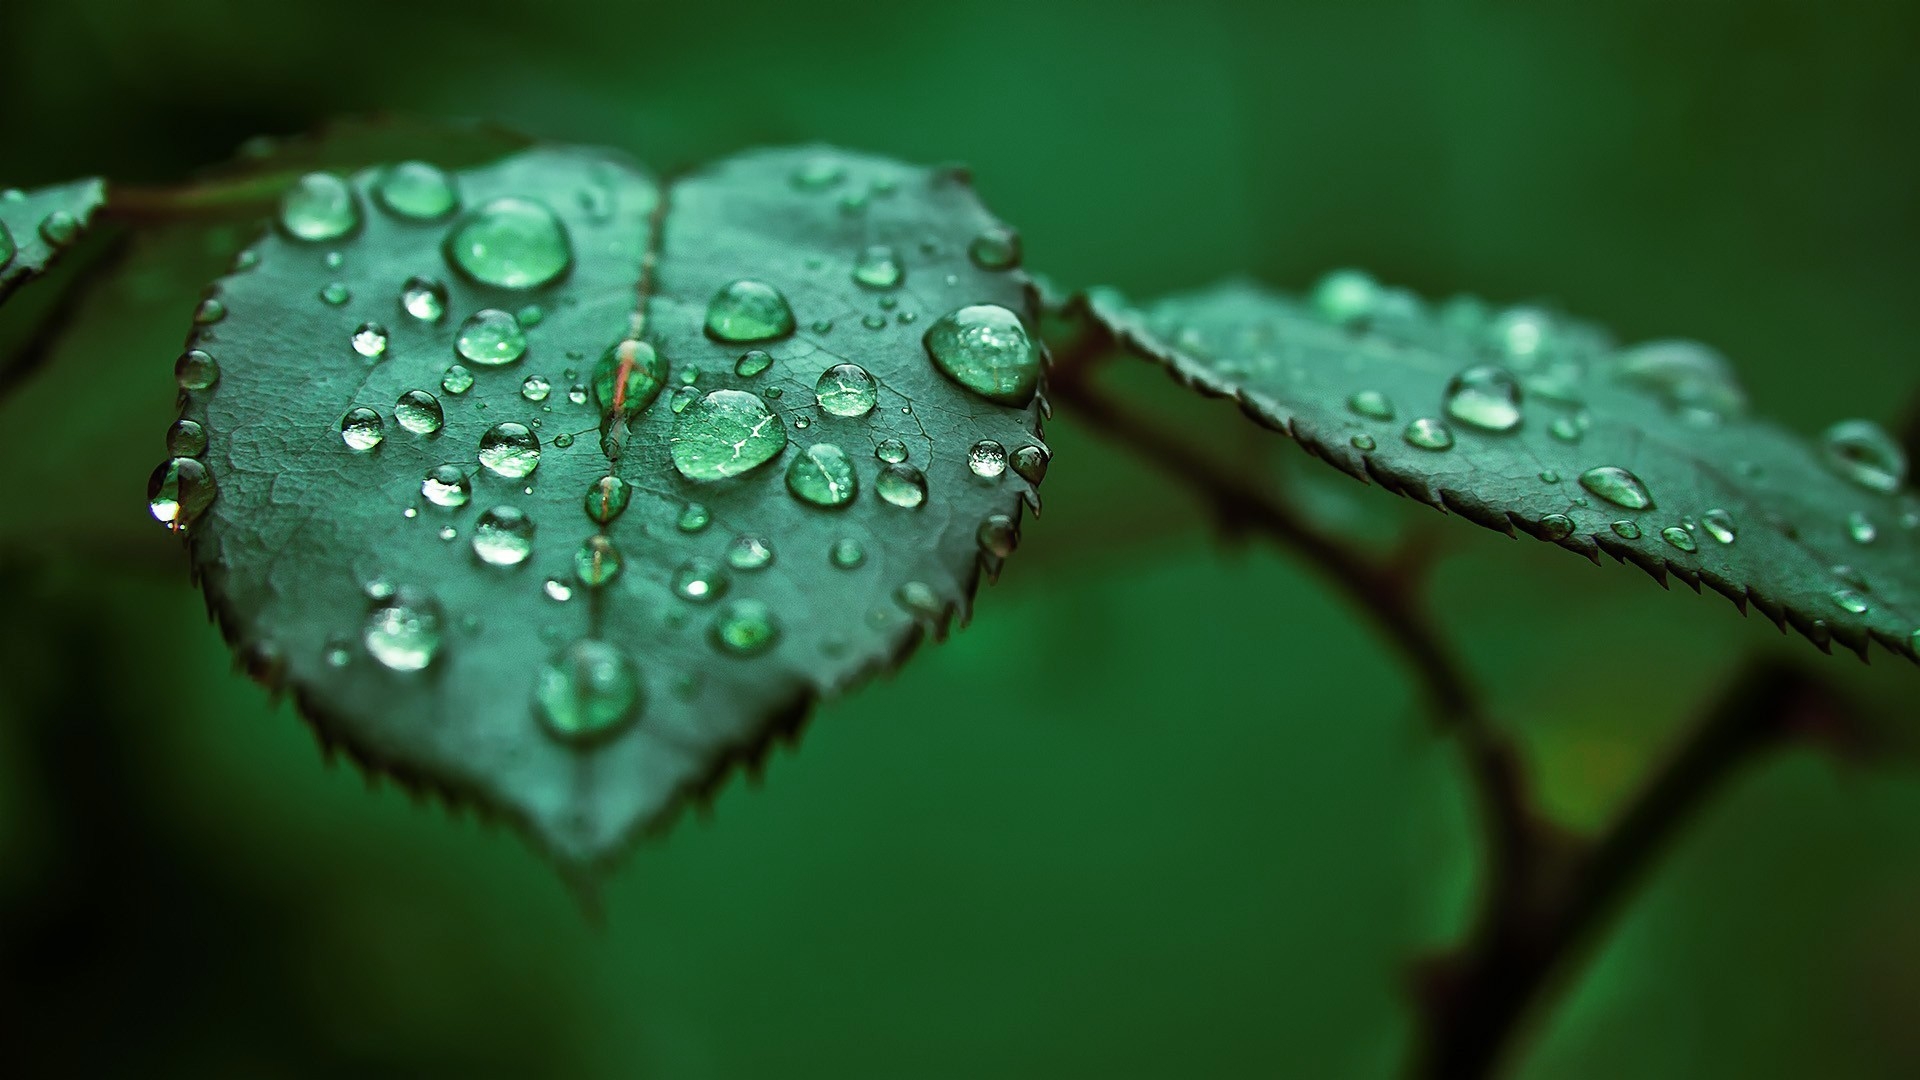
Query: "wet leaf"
1074 273 1919 664
162 142 1046 870
0 178 107 305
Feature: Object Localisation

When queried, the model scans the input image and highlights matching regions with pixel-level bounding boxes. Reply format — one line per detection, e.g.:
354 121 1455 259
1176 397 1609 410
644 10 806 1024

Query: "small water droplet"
401 276 447 322
1350 434 1376 451
968 226 1021 271
1548 415 1585 443
340 407 384 450
438 526 457 541
580 475 630 524
593 339 669 416
727 535 776 571
1489 306 1553 362
167 419 207 457
875 439 909 464
374 161 459 221
1615 340 1746 419
575 535 623 587
677 501 710 532
567 383 588 405
350 321 389 358
363 587 443 672
670 385 700 413
1821 419 1907 494
422 464 471 507
1538 514 1575 541
791 156 845 190
1539 470 1561 484
969 440 1007 478
278 172 360 242
472 506 535 566
544 578 573 602
1402 417 1454 451
853 245 904 289
520 374 551 402
785 444 859 508
704 280 796 343
456 309 528 366
1661 526 1697 553
1825 587 1869 615
147 457 215 531
711 599 778 655
924 304 1039 405
876 465 927 508
175 349 219 391
441 364 474 394
193 297 226 325
535 639 641 743
861 313 887 330
1611 520 1642 540
553 432 573 448
1847 511 1877 545
1012 445 1050 484
977 514 1018 557
673 557 730 603
1312 269 1379 324
478 422 540 478
394 390 444 435
735 350 773 378
1347 390 1394 420
1443 365 1524 433
320 281 351 306
324 637 352 668
1701 509 1736 545
895 581 942 621
829 538 866 569
1579 466 1655 511
670 390 788 480
444 197 573 289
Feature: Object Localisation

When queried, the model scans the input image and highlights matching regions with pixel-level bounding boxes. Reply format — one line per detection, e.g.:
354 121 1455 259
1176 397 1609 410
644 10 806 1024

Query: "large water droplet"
1821 419 1907 494
969 440 1007 478
968 227 1021 271
401 276 448 322
876 464 927 508
352 322 389 358
444 197 572 289
670 390 788 480
1403 417 1454 451
375 161 459 221
167 419 207 457
1578 466 1655 511
1614 340 1747 419
786 443 858 507
711 599 778 655
394 390 444 435
422 464 471 507
472 506 535 566
584 475 630 523
1444 365 1524 433
535 639 641 744
673 557 730 603
478 422 541 478
147 458 215 532
852 245 903 289
455 309 528 366
175 349 219 391
593 339 669 416
340 407 384 450
704 280 796 343
363 588 443 672
924 304 1039 406
575 535 623 587
278 172 360 242
815 363 877 417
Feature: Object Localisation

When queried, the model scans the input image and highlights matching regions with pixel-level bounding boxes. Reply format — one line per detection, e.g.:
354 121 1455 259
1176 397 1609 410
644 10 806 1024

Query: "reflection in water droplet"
705 280 796 343
451 309 525 366
1010 444 1049 483
478 422 541 478
147 458 216 532
1611 520 1642 540
193 297 225 325
401 276 447 322
924 304 1040 405
422 465 471 507
830 538 866 569
815 363 878 417
176 349 220 391
1403 417 1453 451
1578 466 1654 511
440 365 474 395
1661 526 1697 553
876 464 928 508
584 476 630 523
1822 419 1907 494
340 407 384 450
167 419 207 457
1538 514 1575 541
673 557 730 603
444 197 573 289
394 390 444 434
593 339 669 416
1701 509 1736 545
521 375 551 402
712 599 778 655
969 440 1007 478
677 502 710 532
375 161 459 221
977 514 1018 557
1444 365 1524 433
363 587 443 672
575 535 623 587
352 322 389 358
727 535 776 571
472 506 535 566
670 390 788 480
875 439 909 464
968 227 1021 271
786 443 859 507
735 350 773 378
278 172 360 242
544 578 572 602
535 639 641 744
853 245 903 289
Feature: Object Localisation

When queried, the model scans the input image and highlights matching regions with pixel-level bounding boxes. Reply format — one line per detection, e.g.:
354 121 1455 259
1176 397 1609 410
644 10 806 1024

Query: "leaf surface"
0 178 107 304
1075 275 1919 663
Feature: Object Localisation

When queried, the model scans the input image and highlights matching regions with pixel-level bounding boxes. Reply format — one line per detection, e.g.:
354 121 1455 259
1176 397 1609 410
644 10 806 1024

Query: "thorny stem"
1046 340 1855 1080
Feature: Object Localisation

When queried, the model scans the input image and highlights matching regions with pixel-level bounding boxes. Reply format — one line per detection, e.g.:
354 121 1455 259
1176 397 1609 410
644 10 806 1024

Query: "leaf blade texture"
0 178 107 304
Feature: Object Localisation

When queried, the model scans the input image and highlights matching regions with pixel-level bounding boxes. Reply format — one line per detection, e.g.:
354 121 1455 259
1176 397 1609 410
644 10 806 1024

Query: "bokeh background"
2 0 1918 1076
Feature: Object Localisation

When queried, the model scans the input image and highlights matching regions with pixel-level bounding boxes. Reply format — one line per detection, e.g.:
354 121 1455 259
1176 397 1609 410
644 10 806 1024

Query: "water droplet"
401 276 447 322
1489 306 1553 362
325 251 345 270
340 407 384 450
543 578 573 602
853 245 904 289
861 313 887 331
815 363 877 417
670 390 788 480
791 156 845 189
1614 340 1746 419
727 535 776 571
711 599 778 656
1701 509 1736 545
440 364 474 395
875 439 909 464
1548 415 1585 443
472 506 535 566
167 419 207 457
670 385 700 413
895 582 942 621
1538 514 1575 541
324 638 352 668
1831 588 1870 615
567 383 588 405
786 443 859 507
704 280 796 343
1347 390 1394 420
394 390 444 435
977 514 1018 556
1847 511 1877 545
320 281 351 306
1443 365 1524 433
444 196 572 289
593 339 669 416
1579 466 1655 511
969 440 1008 478
349 321 389 358
1539 470 1560 484
968 226 1021 271
811 318 834 334
829 538 866 569
575 535 623 587
521 374 551 402
193 297 226 325
478 422 541 478
1611 520 1642 540
1312 269 1379 324
876 464 927 508
422 464 471 507
374 161 459 221
673 557 730 603
147 457 215 532
1821 419 1907 494
1661 526 1697 553
363 587 443 672
924 304 1039 405
175 349 219 391
1402 417 1454 451
455 309 528 366
278 172 360 242
735 350 773 378
1010 445 1050 484
582 476 630 523
535 639 641 744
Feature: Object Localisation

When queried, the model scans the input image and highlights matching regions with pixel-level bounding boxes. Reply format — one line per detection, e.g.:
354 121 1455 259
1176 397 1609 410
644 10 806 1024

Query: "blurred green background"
3 0 1919 1076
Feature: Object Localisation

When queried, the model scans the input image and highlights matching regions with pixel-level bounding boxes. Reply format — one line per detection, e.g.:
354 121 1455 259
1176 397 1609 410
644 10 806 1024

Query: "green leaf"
161 143 1047 870
1073 273 1919 663
0 178 107 304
